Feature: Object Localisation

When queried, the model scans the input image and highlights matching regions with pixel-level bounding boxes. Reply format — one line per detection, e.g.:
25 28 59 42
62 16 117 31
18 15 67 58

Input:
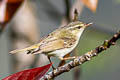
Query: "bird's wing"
36 37 76 54
38 39 65 53
9 37 64 54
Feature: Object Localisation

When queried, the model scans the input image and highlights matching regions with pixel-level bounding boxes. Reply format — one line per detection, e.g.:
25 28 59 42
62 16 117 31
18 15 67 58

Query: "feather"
9 43 40 54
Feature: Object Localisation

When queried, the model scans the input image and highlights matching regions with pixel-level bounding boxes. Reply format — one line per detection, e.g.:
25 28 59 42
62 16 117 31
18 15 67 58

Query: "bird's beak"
85 22 93 28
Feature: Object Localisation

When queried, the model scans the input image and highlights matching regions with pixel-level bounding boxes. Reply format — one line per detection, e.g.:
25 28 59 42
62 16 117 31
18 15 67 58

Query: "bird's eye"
77 26 81 29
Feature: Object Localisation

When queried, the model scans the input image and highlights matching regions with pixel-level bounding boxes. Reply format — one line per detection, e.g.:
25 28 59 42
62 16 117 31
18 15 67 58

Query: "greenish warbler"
10 21 92 69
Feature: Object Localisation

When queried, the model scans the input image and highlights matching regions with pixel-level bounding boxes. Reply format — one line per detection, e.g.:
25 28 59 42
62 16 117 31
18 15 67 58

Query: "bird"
10 21 92 69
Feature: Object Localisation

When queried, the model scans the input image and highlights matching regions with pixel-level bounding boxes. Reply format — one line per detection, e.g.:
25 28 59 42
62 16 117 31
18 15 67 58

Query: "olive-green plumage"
10 21 92 60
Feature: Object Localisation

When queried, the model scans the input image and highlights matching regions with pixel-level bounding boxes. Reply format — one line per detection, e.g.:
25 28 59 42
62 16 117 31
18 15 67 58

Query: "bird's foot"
59 56 76 60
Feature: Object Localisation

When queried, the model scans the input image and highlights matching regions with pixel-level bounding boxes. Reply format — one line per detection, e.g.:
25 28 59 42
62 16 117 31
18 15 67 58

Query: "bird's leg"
47 56 55 70
58 60 66 67
58 53 70 67
59 56 76 60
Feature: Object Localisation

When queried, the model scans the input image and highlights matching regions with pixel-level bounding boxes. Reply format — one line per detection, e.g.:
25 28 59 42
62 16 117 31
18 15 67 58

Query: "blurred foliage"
82 0 98 12
0 0 24 30
0 0 120 80
114 0 120 4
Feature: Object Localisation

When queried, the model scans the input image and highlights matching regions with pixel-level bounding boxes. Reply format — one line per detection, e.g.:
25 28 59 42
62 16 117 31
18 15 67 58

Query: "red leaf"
2 63 52 80
82 0 98 12
0 0 24 29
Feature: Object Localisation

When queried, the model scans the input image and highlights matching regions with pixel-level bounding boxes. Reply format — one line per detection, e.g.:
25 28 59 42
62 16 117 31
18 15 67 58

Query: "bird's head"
65 21 92 35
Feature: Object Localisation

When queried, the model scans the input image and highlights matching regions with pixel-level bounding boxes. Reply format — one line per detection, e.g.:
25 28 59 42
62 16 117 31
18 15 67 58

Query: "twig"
64 0 71 22
43 31 120 80
72 9 78 21
0 23 6 36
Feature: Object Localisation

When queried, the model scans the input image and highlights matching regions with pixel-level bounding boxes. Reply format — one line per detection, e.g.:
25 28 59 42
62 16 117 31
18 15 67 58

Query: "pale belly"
45 28 84 58
47 39 79 58
47 47 73 58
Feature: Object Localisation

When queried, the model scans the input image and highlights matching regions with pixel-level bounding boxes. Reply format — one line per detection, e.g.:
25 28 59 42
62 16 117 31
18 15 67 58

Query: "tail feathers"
9 43 41 54
10 48 30 54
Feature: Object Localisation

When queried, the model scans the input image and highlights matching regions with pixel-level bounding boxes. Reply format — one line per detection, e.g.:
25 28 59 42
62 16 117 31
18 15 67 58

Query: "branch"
43 31 120 80
72 9 78 21
64 0 71 22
